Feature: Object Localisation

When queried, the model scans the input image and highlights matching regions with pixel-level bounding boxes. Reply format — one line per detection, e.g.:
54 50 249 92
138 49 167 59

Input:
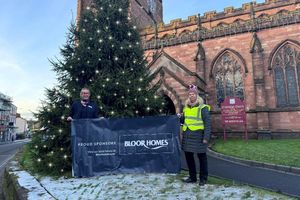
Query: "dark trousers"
184 151 208 181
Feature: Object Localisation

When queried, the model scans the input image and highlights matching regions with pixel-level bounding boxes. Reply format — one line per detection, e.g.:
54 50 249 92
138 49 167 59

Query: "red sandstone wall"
129 0 163 30
77 0 163 30
77 0 300 136
269 111 300 132
152 24 300 133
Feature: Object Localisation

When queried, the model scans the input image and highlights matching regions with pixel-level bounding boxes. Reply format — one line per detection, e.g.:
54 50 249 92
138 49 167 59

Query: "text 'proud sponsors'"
78 141 117 156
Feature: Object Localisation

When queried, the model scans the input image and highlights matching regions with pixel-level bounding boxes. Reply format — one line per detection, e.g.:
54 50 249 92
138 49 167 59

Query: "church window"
272 43 300 107
214 52 245 106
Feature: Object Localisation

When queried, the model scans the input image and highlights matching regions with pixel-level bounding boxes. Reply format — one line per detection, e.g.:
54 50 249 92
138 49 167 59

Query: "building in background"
141 0 300 138
0 92 17 141
78 0 300 138
27 119 40 135
77 0 163 30
16 113 28 138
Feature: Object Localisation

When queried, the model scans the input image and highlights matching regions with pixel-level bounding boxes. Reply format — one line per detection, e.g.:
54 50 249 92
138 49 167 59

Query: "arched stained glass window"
274 67 287 106
214 52 245 106
215 74 225 104
272 43 300 107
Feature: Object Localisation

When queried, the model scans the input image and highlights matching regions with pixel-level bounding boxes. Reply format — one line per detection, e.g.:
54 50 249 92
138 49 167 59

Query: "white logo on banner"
124 139 168 150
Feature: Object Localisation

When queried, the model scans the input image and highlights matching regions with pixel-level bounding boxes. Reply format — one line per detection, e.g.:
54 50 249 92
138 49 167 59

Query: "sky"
0 0 265 120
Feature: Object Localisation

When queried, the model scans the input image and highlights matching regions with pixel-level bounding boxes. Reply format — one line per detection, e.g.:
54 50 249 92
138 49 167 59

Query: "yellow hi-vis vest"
182 104 210 131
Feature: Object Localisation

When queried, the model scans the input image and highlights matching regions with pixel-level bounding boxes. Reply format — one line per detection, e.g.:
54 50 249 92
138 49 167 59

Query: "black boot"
199 179 207 186
183 177 197 183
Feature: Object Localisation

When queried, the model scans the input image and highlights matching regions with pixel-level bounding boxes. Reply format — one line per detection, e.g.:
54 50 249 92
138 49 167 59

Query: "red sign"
221 97 247 140
221 97 246 124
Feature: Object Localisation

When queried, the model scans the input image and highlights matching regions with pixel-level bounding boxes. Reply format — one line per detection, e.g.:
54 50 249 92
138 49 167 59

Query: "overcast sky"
0 0 264 119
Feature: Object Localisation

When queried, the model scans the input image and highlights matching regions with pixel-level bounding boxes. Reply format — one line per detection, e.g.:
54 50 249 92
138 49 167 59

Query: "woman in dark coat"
181 84 211 186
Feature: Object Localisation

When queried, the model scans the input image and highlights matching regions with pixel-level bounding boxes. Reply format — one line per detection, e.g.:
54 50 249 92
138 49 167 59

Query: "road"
0 140 28 199
181 152 300 198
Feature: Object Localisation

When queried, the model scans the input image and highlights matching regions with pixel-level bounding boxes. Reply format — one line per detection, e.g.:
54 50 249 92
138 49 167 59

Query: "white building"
16 116 28 134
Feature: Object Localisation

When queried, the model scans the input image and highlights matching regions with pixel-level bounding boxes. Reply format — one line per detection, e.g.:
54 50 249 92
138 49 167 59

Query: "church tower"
77 0 163 30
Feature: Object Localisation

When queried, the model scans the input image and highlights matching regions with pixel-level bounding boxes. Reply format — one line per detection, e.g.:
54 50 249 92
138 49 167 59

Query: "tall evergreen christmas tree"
29 0 169 175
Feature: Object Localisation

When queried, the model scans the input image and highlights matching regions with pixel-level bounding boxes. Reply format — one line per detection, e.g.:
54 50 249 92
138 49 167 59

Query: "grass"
174 171 293 199
19 144 34 172
18 141 297 199
212 139 300 168
176 170 238 186
208 176 236 186
18 148 294 199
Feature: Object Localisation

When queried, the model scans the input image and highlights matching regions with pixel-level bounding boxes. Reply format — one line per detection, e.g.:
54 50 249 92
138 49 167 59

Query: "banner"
71 115 181 177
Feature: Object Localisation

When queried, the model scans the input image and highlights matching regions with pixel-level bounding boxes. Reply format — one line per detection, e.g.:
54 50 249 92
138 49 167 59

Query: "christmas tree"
28 0 169 175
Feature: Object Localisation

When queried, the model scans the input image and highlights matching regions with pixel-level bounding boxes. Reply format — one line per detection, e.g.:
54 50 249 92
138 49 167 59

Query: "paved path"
0 140 28 199
181 151 300 198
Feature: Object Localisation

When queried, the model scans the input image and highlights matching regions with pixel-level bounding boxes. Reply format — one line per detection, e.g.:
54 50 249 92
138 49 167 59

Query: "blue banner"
71 115 181 177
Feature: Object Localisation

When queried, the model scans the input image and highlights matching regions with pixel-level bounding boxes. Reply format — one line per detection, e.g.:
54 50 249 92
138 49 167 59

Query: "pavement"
181 149 300 198
0 139 30 199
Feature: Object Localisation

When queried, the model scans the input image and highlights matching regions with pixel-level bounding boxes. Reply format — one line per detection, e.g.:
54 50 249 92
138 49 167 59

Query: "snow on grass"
12 170 55 200
37 173 291 200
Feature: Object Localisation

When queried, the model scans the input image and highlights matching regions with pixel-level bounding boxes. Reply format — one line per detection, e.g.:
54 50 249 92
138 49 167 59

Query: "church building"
78 0 300 138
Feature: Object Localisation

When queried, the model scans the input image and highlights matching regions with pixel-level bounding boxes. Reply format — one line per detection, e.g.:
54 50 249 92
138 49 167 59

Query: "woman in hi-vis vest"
180 84 211 186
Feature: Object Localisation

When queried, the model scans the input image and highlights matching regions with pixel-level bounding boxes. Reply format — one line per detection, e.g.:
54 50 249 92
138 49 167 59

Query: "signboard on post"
221 97 247 140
